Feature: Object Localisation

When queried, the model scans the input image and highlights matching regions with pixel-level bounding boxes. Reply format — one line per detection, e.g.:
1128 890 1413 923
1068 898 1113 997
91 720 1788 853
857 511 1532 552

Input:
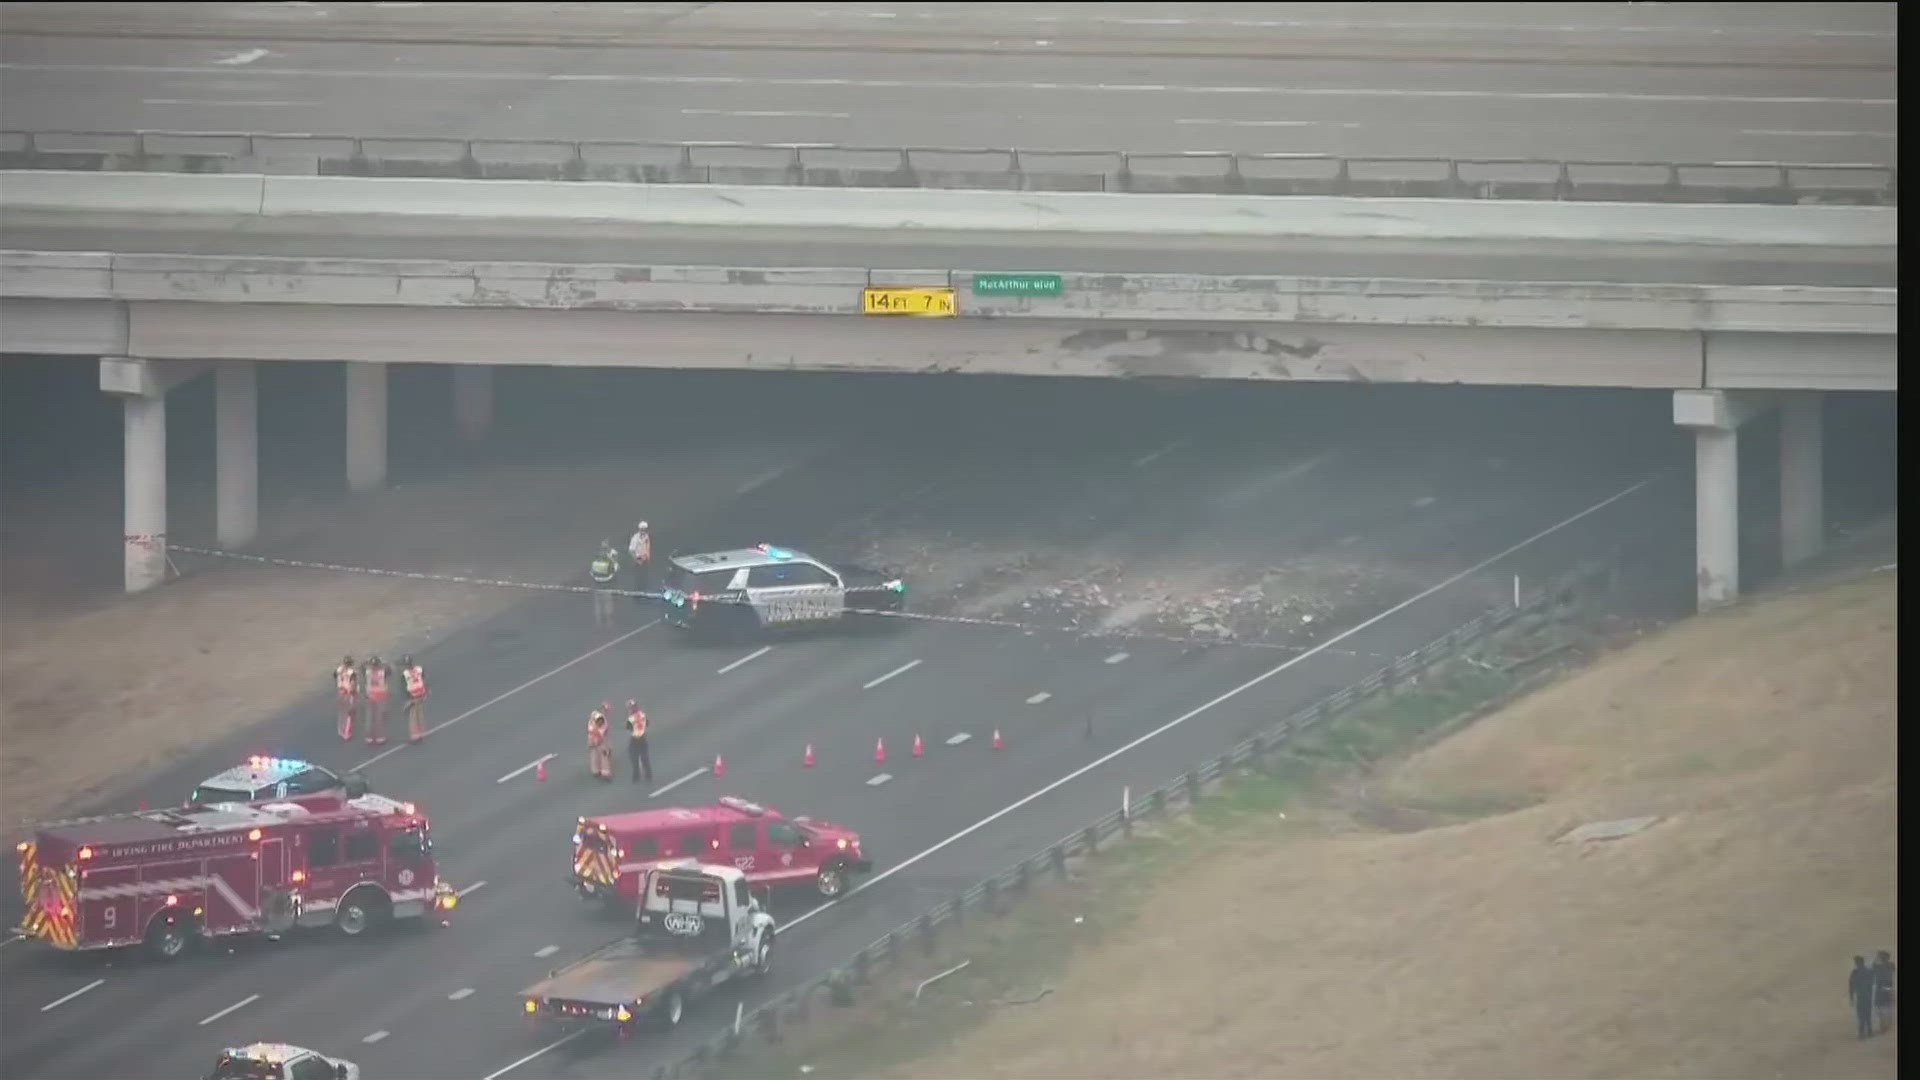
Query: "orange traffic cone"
992 728 1005 750
535 758 547 781
874 737 886 764
713 754 726 778
803 744 816 767
137 799 146 811
912 733 924 757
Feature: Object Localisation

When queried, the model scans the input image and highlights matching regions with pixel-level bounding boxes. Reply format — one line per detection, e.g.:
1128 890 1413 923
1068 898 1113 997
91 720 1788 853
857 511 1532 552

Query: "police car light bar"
246 756 308 772
756 544 793 560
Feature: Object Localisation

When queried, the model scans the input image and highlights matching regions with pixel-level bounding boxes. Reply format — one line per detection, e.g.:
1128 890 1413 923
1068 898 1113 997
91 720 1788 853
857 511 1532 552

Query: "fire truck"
15 792 455 959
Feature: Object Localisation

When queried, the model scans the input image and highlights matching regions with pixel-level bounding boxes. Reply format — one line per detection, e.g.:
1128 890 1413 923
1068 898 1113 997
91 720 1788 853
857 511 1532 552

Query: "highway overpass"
0 171 1896 610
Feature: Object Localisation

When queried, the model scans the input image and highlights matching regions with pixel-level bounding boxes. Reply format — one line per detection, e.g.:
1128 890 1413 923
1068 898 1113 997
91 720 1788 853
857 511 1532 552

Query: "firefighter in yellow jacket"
586 704 613 781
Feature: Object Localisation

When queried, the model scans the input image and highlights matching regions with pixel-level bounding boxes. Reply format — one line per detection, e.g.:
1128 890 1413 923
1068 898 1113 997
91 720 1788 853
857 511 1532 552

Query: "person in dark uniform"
1850 955 1877 1038
1873 950 1897 1034
625 699 653 785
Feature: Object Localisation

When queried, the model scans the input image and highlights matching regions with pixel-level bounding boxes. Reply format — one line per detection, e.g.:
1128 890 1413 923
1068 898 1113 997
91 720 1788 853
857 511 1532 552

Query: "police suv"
660 544 906 639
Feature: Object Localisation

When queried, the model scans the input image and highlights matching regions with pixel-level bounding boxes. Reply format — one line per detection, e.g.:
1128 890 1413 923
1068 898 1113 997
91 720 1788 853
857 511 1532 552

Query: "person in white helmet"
627 520 652 603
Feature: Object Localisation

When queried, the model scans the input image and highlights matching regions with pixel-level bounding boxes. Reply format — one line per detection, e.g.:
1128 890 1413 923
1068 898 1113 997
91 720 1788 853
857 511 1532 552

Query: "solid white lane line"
40 980 103 1012
355 620 657 771
141 98 305 106
363 1031 390 1044
863 658 922 690
495 754 556 785
649 768 706 798
1104 652 1130 665
456 881 487 898
198 994 259 1026
1 933 24 947
534 945 558 958
1740 128 1895 138
449 987 475 1001
1026 692 1052 705
717 645 772 674
211 48 272 65
682 108 851 118
481 1031 583 1080
945 732 972 746
866 773 893 787
783 477 1653 932
1132 439 1184 467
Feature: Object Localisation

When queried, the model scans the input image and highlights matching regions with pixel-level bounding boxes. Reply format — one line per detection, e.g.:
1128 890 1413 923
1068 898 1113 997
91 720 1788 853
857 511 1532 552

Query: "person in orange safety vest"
400 655 428 743
363 654 391 745
587 705 612 780
335 655 360 742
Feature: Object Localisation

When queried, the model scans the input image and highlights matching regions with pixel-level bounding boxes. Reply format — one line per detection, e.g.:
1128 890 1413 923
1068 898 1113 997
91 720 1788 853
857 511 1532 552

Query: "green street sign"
972 273 1063 296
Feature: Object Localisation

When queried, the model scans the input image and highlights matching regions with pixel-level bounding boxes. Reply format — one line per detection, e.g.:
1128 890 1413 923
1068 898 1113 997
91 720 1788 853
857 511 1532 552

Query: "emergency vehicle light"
247 829 262 841
757 544 793 560
16 841 28 853
525 999 537 1014
165 894 178 907
718 796 765 816
292 870 306 883
77 847 92 861
616 1005 632 1023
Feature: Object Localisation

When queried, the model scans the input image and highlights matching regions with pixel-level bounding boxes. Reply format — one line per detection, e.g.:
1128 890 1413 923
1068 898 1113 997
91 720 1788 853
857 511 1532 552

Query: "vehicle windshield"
390 824 432 861
189 785 254 806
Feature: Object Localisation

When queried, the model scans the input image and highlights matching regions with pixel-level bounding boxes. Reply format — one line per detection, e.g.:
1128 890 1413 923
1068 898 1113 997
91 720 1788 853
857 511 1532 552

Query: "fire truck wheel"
143 913 194 960
335 888 390 937
815 864 847 898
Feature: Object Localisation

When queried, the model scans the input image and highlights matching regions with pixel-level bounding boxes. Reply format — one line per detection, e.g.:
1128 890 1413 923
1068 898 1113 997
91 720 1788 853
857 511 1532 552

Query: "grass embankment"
731 570 1897 1080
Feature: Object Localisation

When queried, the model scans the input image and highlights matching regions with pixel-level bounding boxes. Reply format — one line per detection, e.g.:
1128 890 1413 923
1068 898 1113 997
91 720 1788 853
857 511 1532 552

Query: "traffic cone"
713 754 726 778
992 728 1005 750
874 737 886 764
535 759 546 781
803 744 816 768
911 734 924 758
137 799 146 811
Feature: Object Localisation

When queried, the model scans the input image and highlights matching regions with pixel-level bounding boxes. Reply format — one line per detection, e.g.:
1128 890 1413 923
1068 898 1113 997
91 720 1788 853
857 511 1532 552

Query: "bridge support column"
346 360 387 493
453 364 493 443
216 361 258 549
1779 391 1824 569
1674 389 1770 611
101 358 206 594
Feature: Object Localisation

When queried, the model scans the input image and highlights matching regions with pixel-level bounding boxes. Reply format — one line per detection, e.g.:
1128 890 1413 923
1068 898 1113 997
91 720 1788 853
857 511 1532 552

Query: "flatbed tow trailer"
522 861 773 1034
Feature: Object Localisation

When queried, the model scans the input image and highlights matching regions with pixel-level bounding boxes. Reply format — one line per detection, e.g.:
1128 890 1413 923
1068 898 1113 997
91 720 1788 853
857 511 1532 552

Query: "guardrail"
0 130 1895 206
653 559 1615 1080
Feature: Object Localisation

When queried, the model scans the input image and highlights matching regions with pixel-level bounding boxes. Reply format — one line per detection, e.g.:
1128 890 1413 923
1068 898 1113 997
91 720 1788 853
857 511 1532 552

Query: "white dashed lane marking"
495 754 555 784
945 732 972 746
1026 692 1052 704
534 945 558 958
866 773 893 787
1104 652 1130 664
650 768 706 798
40 980 103 1012
457 881 487 898
198 994 259 1026
716 645 771 674
449 987 476 1001
862 658 922 690
363 1031 390 1044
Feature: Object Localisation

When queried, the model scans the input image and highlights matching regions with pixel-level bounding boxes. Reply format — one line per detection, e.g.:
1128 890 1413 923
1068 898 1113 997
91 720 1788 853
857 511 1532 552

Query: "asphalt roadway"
0 215 1894 289
0 3 1896 165
0 396 1692 1080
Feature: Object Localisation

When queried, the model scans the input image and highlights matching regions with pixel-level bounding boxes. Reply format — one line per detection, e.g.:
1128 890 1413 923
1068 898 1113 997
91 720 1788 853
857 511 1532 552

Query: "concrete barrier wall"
0 250 1895 336
1 171 1898 248
0 133 1896 207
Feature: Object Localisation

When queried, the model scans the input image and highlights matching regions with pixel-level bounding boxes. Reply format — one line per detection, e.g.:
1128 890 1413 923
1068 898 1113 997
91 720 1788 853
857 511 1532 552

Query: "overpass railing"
0 130 1895 206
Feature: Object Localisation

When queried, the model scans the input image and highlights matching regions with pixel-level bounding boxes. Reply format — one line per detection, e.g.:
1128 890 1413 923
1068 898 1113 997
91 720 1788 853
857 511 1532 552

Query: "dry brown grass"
855 570 1896 1080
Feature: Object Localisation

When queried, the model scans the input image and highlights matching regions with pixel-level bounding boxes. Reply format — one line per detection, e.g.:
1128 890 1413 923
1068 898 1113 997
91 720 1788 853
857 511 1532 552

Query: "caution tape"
159 542 1397 658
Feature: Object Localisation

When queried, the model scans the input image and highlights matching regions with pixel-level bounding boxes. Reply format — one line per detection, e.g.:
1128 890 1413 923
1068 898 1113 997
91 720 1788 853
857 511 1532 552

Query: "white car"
207 1043 357 1080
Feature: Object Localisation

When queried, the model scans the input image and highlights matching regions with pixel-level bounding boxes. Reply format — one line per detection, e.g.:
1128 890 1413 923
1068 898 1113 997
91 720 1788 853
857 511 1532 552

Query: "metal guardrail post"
1082 823 1100 856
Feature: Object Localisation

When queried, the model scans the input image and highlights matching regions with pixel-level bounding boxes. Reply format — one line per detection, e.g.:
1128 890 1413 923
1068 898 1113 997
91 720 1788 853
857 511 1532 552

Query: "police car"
660 543 906 639
188 757 367 808
206 1043 356 1080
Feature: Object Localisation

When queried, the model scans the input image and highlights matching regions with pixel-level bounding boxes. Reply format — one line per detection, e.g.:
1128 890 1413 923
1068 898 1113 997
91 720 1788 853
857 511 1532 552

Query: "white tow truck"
521 861 774 1033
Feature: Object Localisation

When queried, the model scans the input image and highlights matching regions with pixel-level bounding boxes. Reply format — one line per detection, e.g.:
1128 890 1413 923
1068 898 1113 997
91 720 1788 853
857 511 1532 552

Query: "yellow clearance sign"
861 287 956 317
